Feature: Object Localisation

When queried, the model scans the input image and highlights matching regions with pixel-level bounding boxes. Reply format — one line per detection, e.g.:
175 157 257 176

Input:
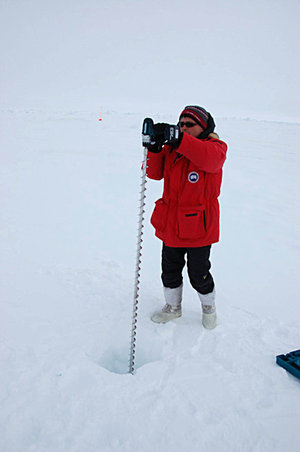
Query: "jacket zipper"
173 153 182 164
203 210 207 232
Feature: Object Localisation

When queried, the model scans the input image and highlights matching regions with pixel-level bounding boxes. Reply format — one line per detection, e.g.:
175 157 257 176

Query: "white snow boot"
197 289 217 329
151 285 183 323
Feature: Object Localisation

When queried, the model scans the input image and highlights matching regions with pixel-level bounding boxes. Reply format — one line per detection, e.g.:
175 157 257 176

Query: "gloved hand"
198 113 215 139
146 143 161 153
145 122 182 152
163 124 182 147
145 123 167 153
153 122 182 146
154 123 168 143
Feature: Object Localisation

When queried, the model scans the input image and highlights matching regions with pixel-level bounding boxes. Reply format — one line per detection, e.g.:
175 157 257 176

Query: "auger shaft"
128 145 148 374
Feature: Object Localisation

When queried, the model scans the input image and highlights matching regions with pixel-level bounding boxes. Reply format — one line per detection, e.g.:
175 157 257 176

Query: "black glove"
146 143 162 153
146 123 173 153
153 122 182 146
198 113 215 139
144 123 167 153
145 122 182 152
153 123 169 146
163 124 182 147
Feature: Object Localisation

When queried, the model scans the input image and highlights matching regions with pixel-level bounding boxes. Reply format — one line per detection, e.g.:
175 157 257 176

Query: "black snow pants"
161 244 214 295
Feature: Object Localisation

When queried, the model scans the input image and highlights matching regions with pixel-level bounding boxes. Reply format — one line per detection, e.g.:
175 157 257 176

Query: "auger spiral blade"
128 145 148 375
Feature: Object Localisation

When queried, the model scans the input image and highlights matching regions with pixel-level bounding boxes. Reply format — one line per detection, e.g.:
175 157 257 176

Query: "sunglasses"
179 121 198 128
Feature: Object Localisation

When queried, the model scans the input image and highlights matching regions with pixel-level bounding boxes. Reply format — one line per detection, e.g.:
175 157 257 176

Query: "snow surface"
1 1 300 451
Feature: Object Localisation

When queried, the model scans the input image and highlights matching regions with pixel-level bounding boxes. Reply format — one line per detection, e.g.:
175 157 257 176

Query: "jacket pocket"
177 206 206 239
150 198 168 233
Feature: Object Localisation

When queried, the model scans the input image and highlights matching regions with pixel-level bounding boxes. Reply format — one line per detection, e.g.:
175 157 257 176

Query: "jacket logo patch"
188 172 199 183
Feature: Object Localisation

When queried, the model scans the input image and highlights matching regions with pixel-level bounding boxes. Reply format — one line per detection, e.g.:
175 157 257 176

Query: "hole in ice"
98 348 129 374
97 344 162 374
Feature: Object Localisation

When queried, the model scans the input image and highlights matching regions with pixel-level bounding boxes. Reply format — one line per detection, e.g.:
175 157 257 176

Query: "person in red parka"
145 105 227 328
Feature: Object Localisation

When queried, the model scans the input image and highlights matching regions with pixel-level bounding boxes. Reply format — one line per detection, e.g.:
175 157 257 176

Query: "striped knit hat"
179 105 209 129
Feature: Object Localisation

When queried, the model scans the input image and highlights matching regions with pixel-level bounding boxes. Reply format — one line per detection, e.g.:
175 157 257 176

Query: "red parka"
146 133 227 247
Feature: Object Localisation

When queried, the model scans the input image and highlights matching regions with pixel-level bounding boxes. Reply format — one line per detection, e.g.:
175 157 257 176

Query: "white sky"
0 0 299 120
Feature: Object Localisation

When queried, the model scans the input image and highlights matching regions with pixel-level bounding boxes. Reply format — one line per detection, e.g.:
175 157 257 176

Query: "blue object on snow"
276 350 300 380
